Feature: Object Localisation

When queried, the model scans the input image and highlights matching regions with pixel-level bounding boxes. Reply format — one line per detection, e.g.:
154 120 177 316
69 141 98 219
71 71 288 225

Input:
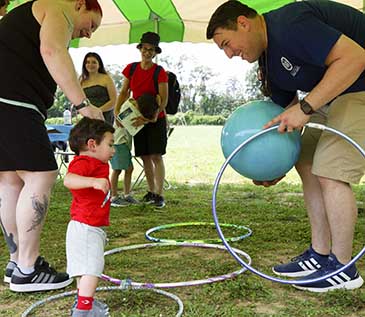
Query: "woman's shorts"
298 92 365 184
110 143 132 170
66 220 107 278
0 103 57 171
134 117 167 157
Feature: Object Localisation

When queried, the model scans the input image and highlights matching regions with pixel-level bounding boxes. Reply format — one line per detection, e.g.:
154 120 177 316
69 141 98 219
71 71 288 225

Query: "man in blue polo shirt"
207 0 365 292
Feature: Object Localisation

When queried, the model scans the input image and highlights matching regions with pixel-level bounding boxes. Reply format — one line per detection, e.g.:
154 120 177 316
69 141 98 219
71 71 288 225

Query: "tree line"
48 54 265 120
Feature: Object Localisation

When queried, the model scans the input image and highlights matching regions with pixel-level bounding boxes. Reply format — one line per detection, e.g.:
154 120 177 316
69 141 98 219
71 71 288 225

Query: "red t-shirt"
122 62 168 119
68 155 110 227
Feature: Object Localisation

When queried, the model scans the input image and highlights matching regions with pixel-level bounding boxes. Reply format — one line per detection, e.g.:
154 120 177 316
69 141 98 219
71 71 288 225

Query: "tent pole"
153 14 159 63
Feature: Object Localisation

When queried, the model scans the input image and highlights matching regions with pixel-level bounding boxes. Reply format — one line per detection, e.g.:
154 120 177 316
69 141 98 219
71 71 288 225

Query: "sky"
69 42 252 89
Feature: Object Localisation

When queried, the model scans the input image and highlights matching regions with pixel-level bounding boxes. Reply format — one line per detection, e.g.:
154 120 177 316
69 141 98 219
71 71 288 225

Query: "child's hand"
132 115 148 127
92 178 110 193
115 119 124 128
252 175 286 187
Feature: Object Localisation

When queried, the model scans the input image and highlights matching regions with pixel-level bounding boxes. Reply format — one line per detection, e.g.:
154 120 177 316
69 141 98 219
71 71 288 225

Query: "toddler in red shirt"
64 117 115 317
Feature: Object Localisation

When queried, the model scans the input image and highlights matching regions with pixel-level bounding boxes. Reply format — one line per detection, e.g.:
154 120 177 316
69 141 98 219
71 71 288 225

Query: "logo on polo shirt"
281 56 293 71
281 56 301 77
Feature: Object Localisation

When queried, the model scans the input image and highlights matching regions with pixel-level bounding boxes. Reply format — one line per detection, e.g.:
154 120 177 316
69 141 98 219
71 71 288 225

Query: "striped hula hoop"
22 286 184 317
102 242 251 288
212 123 365 285
145 221 252 243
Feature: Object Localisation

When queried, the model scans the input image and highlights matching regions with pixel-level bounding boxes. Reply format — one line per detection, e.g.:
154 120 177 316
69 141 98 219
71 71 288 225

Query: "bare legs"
317 177 357 264
77 275 98 298
110 169 121 198
0 172 23 263
141 154 165 196
0 170 57 268
110 165 134 197
296 162 357 264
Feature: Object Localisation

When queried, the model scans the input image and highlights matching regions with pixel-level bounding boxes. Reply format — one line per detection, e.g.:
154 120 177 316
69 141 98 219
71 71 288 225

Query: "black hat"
137 32 162 54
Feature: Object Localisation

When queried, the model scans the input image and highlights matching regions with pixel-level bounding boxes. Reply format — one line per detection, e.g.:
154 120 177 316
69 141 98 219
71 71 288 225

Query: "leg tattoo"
0 198 17 254
27 194 49 232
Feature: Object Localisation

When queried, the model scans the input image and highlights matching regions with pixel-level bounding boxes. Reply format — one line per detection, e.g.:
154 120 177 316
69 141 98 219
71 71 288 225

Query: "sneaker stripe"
49 275 56 283
339 272 351 282
309 258 321 269
332 276 344 284
326 277 337 286
299 260 315 271
326 273 351 286
34 272 46 283
43 273 51 283
303 260 316 271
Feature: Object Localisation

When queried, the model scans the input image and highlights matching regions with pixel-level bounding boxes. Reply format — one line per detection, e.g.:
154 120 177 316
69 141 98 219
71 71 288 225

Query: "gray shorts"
66 220 107 278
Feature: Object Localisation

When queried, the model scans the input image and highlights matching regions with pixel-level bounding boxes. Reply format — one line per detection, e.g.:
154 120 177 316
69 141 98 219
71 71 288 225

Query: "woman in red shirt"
115 32 168 208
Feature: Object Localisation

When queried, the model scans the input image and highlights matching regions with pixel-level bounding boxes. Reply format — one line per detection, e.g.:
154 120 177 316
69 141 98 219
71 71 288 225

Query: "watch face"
300 100 313 114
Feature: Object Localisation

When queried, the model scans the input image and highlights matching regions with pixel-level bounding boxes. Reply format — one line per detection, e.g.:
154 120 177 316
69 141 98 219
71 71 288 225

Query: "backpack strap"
153 65 162 94
129 62 139 78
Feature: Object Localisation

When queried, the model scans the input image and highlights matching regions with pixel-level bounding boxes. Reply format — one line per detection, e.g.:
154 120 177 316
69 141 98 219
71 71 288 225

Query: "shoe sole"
272 268 317 277
10 277 73 292
111 203 129 207
293 276 364 293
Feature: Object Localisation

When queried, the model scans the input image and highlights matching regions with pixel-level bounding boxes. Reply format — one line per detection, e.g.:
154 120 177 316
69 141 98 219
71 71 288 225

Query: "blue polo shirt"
262 0 365 107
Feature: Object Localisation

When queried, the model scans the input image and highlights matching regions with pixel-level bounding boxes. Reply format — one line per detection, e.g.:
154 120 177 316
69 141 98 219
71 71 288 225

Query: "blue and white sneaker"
273 246 329 277
293 253 364 293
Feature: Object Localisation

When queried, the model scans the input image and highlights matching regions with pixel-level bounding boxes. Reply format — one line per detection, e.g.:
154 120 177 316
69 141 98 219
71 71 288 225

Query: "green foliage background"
48 54 264 121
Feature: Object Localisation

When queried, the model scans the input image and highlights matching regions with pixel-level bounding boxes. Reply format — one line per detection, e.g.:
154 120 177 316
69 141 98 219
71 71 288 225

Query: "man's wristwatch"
299 98 315 115
73 98 90 111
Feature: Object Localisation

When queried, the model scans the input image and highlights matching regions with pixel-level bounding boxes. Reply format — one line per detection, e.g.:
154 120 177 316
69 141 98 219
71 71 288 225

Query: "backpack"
129 62 181 115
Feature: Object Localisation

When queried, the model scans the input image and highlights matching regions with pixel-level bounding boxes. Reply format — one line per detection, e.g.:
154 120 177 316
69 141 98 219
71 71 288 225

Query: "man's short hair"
206 0 257 39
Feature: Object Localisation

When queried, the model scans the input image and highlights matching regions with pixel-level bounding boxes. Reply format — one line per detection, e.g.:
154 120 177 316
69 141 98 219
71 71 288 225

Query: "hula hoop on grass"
22 286 184 317
212 123 365 285
145 221 252 243
102 242 251 288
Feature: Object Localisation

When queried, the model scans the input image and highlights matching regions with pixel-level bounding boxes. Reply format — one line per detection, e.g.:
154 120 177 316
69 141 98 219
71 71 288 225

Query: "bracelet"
73 98 90 111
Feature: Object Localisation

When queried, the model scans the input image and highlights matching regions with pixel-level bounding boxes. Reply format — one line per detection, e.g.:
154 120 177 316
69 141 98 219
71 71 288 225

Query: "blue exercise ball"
221 100 301 181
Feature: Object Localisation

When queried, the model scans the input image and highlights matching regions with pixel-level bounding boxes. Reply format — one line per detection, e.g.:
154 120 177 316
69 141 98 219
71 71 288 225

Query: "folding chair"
47 124 74 179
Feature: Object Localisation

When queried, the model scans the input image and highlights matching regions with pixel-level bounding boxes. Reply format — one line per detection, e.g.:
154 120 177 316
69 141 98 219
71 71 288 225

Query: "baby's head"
69 117 115 155
136 93 159 120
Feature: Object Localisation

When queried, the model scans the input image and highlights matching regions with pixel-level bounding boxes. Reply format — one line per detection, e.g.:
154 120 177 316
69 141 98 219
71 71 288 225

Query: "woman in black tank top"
79 52 117 125
0 0 105 303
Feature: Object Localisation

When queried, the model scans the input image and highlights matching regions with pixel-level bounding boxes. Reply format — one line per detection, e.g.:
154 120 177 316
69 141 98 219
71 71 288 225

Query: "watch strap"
73 98 90 111
299 98 315 115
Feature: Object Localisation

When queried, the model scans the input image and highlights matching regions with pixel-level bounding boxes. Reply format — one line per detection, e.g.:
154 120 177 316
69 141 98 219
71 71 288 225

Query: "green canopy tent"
9 0 295 47
8 0 364 48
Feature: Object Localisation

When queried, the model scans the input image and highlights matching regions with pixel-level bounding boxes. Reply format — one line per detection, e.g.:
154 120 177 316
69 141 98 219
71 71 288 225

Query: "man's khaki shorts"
298 92 365 184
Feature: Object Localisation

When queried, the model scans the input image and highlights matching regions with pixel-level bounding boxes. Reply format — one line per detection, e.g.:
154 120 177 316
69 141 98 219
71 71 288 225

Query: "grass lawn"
0 125 365 316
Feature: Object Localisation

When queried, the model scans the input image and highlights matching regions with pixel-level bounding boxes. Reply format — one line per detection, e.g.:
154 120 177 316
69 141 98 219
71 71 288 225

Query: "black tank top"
0 0 56 117
83 85 114 124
